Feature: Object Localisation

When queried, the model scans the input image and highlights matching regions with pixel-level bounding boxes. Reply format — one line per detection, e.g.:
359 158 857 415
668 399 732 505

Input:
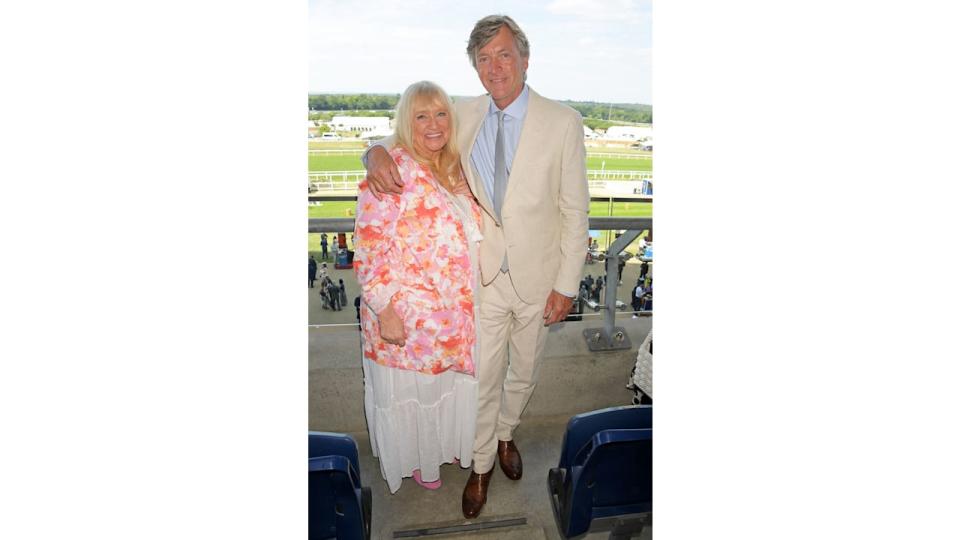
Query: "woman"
353 81 482 493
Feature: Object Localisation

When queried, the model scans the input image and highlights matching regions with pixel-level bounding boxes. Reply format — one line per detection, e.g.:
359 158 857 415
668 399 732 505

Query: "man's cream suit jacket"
454 88 589 305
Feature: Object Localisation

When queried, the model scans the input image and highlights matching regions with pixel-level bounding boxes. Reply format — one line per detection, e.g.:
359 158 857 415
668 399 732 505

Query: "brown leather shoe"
461 468 493 519
497 440 523 480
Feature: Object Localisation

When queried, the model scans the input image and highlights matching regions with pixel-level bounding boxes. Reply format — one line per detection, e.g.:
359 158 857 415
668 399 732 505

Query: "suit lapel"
505 88 545 205
459 95 496 218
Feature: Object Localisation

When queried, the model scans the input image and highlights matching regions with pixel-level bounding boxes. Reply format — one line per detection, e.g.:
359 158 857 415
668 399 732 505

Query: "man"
593 276 604 303
641 279 653 311
308 255 318 288
320 233 329 261
327 279 341 311
319 287 330 310
632 279 644 317
362 15 589 518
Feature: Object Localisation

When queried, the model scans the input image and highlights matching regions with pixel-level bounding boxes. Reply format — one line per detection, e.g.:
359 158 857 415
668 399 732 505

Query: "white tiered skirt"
362 358 477 493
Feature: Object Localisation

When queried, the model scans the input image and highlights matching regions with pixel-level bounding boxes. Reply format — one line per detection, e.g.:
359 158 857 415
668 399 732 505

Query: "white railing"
587 180 653 195
310 171 652 193
309 172 367 193
586 170 652 180
308 149 366 155
310 180 363 192
309 171 367 181
586 152 652 159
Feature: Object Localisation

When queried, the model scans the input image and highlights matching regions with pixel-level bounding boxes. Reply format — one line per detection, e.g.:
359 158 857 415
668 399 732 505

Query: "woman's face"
411 99 451 158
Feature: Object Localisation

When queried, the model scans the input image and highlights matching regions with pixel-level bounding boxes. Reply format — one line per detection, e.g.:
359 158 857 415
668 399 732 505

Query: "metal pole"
584 229 642 352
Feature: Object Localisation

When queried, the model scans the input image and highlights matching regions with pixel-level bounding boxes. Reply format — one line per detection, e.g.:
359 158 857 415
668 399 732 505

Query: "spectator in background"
320 233 329 261
320 288 329 310
632 279 644 317
629 330 653 405
309 255 318 288
327 279 341 311
639 259 649 282
338 279 347 308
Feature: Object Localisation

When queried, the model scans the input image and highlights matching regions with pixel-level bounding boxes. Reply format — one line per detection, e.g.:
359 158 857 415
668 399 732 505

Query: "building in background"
329 116 391 133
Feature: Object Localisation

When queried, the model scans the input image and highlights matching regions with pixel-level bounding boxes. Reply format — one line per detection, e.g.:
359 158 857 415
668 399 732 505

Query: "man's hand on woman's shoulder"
365 145 404 200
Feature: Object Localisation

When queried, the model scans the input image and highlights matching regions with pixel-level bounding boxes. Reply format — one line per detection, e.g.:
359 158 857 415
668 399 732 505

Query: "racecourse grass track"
307 143 653 172
309 153 651 172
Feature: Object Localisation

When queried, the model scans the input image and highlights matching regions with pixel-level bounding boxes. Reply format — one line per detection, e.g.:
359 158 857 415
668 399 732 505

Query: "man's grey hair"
466 15 530 70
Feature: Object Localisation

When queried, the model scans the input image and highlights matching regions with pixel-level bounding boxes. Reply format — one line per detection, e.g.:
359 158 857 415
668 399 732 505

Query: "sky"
308 0 652 105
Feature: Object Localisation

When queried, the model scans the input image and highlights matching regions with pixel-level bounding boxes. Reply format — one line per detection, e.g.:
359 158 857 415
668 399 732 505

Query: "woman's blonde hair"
394 81 460 185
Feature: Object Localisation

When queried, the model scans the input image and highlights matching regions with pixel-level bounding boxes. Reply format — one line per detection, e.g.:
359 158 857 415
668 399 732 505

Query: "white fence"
308 149 366 155
310 169 648 183
587 170 652 180
588 180 653 194
309 171 367 182
308 171 366 193
311 171 652 196
586 152 652 160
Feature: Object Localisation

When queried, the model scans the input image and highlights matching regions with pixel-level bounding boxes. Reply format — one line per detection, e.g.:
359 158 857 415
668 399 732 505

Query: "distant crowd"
309 254 361 323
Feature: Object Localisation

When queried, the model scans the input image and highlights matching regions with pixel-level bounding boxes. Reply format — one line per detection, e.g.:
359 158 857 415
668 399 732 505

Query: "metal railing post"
583 229 643 352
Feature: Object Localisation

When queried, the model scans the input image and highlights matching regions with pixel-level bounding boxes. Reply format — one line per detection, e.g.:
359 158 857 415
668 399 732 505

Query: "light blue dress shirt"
470 85 530 205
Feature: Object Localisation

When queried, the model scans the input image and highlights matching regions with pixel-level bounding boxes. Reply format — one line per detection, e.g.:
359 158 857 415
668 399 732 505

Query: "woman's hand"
377 298 407 347
451 168 474 197
451 179 474 197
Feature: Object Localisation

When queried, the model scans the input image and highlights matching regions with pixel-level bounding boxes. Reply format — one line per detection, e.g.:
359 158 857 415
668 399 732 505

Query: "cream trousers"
472 271 550 473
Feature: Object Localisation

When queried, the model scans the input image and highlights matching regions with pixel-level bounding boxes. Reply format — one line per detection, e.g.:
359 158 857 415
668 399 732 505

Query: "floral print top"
354 147 481 376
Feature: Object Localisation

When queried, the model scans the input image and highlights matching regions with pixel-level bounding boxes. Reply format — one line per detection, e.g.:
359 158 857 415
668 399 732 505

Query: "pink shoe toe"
412 469 442 490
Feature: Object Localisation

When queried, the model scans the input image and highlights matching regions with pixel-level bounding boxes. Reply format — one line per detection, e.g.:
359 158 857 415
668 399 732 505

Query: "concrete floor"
348 414 651 540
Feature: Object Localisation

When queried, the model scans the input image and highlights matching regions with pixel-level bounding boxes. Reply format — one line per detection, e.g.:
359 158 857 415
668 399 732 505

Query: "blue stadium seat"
548 406 652 539
309 432 371 540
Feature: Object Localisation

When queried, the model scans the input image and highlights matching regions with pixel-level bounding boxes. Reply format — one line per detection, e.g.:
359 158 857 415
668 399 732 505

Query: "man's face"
475 26 528 109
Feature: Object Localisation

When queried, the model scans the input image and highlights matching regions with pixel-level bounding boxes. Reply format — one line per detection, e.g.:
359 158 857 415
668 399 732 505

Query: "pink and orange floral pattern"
354 147 481 376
